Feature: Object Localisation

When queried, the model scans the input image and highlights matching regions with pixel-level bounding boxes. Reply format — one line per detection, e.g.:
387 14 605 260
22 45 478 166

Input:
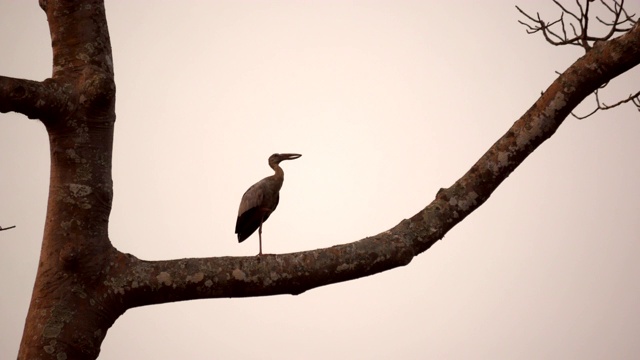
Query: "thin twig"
517 0 637 51
571 89 640 119
517 0 639 119
0 225 16 231
600 90 640 109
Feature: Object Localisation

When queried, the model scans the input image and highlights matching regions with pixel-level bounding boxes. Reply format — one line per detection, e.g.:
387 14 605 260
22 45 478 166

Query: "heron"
235 153 301 255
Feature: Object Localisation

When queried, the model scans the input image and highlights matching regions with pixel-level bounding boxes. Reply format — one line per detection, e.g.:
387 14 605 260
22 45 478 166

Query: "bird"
235 153 301 255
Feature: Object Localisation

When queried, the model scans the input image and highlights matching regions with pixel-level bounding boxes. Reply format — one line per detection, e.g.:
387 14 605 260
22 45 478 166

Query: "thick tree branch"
104 22 640 310
109 236 414 310
0 76 73 122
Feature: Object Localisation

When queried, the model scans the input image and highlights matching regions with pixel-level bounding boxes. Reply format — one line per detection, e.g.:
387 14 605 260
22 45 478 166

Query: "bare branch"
0 76 73 123
569 20 579 38
517 0 638 51
0 225 16 231
600 90 640 109
598 0 638 39
571 88 640 119
518 1 639 119
108 21 640 309
599 0 618 14
571 107 600 120
554 0 581 23
581 0 591 48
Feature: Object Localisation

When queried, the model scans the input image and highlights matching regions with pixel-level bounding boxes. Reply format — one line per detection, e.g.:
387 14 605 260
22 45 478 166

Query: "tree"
1 1 639 359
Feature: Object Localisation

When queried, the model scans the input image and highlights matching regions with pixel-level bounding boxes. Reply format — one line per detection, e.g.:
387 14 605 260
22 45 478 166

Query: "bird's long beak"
281 153 302 160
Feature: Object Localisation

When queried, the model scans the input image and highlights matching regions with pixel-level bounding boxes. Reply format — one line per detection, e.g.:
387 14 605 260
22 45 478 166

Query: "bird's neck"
271 163 284 180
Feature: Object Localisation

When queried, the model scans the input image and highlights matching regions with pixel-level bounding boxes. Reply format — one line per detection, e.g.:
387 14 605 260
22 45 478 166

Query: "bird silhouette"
235 153 301 255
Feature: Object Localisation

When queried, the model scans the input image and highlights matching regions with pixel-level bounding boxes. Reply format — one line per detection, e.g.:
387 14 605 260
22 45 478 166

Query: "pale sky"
2 1 640 359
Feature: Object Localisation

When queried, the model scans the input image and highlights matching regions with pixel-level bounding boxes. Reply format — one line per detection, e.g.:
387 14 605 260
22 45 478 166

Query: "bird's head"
269 153 302 165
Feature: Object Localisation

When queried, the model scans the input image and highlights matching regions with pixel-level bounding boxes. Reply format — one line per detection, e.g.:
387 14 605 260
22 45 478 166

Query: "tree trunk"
14 1 120 358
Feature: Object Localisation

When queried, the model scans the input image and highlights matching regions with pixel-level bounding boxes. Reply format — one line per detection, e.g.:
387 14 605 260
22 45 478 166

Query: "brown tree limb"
0 225 16 231
0 76 73 122
104 21 640 309
0 0 115 125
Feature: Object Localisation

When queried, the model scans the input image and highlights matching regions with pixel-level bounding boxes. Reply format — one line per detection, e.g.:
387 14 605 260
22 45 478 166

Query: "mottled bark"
1 0 639 359
6 1 118 359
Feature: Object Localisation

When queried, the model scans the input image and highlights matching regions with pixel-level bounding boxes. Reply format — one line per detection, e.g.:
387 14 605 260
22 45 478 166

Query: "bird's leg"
258 217 263 256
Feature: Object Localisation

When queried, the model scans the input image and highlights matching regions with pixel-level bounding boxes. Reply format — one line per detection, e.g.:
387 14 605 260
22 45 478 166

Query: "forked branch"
572 88 640 118
517 0 639 119
110 20 640 310
516 0 637 51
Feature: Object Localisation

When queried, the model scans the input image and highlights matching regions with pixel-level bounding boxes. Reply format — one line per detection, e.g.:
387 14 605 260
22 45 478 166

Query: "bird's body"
235 153 301 255
235 176 281 243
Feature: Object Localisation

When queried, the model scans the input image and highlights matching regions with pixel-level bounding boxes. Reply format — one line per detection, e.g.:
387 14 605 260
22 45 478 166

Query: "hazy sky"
2 1 640 359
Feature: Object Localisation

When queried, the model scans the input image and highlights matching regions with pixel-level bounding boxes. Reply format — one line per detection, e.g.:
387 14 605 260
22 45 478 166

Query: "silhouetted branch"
517 0 637 51
0 225 16 231
110 21 640 311
572 89 640 119
518 1 639 119
597 0 636 33
0 76 73 122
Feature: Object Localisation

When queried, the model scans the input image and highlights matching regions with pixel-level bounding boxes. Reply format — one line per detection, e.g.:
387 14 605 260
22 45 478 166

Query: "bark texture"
1 1 639 359
4 1 118 359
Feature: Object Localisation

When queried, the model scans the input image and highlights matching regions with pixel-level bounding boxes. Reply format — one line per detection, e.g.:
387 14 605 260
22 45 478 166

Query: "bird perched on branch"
235 153 301 255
